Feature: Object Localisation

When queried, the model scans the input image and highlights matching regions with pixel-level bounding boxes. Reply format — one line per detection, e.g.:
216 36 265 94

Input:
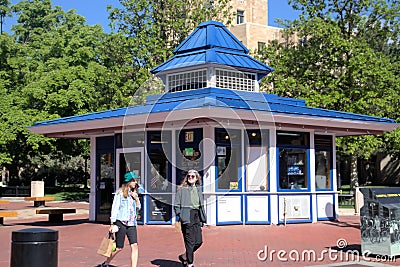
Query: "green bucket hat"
124 172 140 182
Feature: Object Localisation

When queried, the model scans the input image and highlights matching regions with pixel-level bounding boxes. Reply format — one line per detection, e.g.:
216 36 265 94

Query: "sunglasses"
187 174 196 179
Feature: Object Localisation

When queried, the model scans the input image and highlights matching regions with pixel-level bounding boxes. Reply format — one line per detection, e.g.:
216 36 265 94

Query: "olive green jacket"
174 185 207 224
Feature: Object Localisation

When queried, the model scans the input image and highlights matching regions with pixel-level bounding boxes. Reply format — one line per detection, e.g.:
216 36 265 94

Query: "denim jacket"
110 190 141 225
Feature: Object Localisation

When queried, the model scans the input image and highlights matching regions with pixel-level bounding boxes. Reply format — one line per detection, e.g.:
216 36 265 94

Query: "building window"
246 130 269 191
237 10 244 24
215 69 256 91
176 128 203 185
277 131 309 147
315 135 333 190
167 69 207 92
215 128 242 191
146 131 172 193
258 42 266 51
277 131 310 190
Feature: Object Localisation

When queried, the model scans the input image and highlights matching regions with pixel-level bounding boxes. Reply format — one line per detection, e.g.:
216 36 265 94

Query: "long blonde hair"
119 178 138 198
179 170 201 188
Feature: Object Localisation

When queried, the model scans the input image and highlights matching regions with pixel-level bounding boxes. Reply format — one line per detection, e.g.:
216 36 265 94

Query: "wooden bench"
36 208 76 222
339 193 355 207
0 211 18 225
0 200 10 205
24 196 55 207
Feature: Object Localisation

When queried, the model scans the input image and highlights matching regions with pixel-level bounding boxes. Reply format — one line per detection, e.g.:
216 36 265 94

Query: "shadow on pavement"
151 259 183 267
323 220 359 230
329 243 361 253
11 218 90 227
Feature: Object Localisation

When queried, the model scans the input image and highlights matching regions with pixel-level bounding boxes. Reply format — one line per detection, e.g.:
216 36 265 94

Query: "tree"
107 0 233 86
0 0 137 181
257 0 400 186
0 0 11 34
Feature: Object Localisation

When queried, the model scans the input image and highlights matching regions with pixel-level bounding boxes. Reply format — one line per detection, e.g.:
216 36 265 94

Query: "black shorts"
115 220 138 248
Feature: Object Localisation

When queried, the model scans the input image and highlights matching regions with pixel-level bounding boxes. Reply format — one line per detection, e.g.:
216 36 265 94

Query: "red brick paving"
0 199 398 267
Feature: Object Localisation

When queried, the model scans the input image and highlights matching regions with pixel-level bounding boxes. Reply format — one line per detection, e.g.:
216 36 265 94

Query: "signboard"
148 195 172 222
185 131 194 142
184 148 194 157
217 195 242 223
247 195 269 222
279 195 310 220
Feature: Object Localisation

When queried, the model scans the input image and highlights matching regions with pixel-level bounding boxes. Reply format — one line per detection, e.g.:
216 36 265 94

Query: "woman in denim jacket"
101 172 141 267
174 169 207 267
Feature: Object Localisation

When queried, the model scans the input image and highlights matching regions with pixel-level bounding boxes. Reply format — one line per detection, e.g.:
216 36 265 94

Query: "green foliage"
1 0 234 181
0 0 137 178
258 0 400 159
0 0 11 33
45 186 90 201
108 0 233 79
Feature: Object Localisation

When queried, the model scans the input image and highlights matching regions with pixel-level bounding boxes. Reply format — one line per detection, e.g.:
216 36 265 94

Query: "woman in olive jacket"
174 169 207 267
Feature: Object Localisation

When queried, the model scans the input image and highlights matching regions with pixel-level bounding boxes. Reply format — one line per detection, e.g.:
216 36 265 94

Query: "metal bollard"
10 228 58 267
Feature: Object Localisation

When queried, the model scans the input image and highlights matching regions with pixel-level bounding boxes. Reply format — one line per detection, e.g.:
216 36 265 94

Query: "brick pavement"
0 199 398 267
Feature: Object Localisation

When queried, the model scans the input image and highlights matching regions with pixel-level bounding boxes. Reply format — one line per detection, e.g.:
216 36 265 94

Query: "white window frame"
167 69 207 92
215 68 256 91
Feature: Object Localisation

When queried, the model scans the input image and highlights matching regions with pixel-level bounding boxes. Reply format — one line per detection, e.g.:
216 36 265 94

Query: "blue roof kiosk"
29 21 399 225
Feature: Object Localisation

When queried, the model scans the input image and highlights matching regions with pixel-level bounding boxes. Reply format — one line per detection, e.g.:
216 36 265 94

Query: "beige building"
228 0 296 51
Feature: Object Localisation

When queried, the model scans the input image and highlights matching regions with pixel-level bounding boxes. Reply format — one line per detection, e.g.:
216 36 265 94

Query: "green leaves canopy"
258 0 400 159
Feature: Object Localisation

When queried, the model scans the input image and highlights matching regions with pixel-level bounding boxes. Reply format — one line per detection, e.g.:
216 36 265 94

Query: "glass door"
96 152 115 222
116 148 144 223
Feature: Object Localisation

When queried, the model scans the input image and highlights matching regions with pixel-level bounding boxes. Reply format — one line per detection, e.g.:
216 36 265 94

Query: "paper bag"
97 233 114 257
174 220 182 232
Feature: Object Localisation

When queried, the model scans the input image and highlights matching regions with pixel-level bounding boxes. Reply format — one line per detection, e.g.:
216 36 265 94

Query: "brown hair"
120 178 139 198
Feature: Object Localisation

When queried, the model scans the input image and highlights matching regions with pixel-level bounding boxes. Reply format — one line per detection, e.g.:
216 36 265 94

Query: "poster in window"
279 195 310 220
230 182 238 190
184 148 194 156
148 195 172 222
217 146 226 156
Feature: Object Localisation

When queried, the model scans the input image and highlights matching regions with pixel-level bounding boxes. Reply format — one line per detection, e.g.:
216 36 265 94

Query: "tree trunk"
350 154 359 194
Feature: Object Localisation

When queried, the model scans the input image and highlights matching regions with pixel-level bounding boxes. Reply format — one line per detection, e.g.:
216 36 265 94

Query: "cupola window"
216 69 256 91
167 69 207 92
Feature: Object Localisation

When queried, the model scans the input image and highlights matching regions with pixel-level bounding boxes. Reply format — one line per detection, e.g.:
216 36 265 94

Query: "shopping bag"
97 232 114 257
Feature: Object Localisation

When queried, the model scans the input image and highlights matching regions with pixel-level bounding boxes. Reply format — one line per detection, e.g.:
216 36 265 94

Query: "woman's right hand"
131 192 139 200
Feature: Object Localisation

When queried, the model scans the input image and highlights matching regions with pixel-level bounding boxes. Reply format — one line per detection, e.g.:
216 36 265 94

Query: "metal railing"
0 186 30 197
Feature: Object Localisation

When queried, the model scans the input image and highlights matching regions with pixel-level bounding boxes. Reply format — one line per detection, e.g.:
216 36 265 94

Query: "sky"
4 0 301 33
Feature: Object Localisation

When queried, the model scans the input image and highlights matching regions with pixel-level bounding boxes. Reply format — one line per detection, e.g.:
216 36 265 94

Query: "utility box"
360 187 400 256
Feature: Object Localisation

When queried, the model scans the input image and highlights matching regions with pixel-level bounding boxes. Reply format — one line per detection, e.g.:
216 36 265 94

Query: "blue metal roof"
29 21 397 135
32 88 394 127
150 21 273 79
173 21 248 54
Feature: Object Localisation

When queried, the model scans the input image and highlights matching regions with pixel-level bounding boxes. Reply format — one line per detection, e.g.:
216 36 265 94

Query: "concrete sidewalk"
0 199 398 267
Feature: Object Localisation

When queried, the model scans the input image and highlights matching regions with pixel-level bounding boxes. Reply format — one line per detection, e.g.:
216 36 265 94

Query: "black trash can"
10 228 58 267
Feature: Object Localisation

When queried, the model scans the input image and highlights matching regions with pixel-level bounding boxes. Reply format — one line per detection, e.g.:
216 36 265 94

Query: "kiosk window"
246 130 269 191
315 135 332 190
277 131 309 146
216 129 241 190
279 149 308 190
176 128 203 185
147 131 171 192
